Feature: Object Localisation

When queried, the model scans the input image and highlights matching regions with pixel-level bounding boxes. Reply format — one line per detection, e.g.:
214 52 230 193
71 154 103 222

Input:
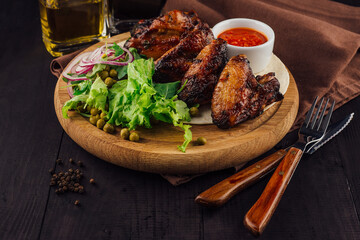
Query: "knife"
195 113 354 207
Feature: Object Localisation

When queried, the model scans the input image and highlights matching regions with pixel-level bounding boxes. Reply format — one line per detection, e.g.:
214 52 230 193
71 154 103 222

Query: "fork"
243 96 335 236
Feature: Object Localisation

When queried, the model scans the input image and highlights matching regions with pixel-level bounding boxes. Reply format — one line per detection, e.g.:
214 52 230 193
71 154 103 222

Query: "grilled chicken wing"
153 23 214 83
178 38 227 105
124 10 201 60
211 55 283 129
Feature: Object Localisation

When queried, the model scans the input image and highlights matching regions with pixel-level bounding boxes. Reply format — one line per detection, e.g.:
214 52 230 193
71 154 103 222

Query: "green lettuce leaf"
129 47 143 60
73 80 92 96
107 58 192 152
62 94 89 119
62 57 192 152
176 123 192 153
110 42 124 57
85 76 108 112
153 81 181 99
115 65 127 79
86 64 106 79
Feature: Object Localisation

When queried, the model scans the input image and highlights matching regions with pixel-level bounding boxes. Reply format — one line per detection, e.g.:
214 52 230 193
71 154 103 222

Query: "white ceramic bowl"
212 18 275 73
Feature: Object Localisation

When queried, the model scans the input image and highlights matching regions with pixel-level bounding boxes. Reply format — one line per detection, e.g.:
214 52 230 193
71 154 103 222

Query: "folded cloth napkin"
50 50 83 78
50 0 360 185
163 0 360 129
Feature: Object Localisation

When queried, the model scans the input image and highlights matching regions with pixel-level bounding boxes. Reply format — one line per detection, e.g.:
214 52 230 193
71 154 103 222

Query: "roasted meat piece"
124 10 202 60
178 38 227 105
211 55 283 129
153 23 214 83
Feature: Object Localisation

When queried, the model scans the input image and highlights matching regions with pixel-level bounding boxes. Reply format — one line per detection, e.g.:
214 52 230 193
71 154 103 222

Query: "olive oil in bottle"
39 0 109 57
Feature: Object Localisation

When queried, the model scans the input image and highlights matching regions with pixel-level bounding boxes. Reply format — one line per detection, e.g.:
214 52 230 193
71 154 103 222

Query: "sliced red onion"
112 52 126 61
62 42 133 82
95 45 134 66
93 60 129 66
67 81 74 98
75 65 93 75
62 52 91 81
119 46 134 63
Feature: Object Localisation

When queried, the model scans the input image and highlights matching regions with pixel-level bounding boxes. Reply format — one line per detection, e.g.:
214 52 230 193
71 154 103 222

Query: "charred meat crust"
152 23 214 83
124 10 202 60
178 38 228 105
211 55 284 129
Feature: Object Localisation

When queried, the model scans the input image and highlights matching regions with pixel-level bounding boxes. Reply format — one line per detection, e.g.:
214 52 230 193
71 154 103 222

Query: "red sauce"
218 28 268 47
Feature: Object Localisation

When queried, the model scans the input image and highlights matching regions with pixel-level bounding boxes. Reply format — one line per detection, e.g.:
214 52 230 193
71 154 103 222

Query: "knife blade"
195 113 354 207
307 112 353 154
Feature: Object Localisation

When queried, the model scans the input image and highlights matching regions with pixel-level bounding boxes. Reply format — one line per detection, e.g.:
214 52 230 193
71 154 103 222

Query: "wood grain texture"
195 149 287 207
244 147 303 235
39 134 204 240
0 3 64 239
53 32 299 174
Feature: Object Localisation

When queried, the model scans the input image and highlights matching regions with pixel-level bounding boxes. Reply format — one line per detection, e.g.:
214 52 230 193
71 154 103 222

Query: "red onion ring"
62 42 134 82
75 65 93 75
67 81 74 98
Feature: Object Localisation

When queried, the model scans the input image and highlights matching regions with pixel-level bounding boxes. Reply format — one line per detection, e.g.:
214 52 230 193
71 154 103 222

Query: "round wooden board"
54 32 299 174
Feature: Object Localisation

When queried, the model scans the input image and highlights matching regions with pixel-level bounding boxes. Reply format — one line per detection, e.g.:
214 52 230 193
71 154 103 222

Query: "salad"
61 43 193 152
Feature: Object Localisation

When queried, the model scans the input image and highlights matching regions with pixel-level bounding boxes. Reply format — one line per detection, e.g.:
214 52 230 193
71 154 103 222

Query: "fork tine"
305 96 318 128
319 99 335 132
310 97 324 129
316 98 329 130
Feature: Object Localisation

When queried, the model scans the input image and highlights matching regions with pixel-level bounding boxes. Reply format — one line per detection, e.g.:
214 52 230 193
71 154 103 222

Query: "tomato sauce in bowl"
218 28 268 47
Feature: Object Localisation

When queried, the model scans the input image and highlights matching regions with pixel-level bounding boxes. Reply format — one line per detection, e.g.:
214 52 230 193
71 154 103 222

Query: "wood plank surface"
54 33 299 174
0 2 64 239
1 0 360 239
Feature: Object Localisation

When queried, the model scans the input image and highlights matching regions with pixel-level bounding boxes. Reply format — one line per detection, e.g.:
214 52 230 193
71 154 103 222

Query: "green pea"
190 107 199 116
89 114 100 125
104 77 114 87
96 119 106 129
109 69 118 78
129 132 140 142
100 112 107 120
103 123 115 133
120 128 130 140
90 108 99 116
99 70 109 80
196 137 207 145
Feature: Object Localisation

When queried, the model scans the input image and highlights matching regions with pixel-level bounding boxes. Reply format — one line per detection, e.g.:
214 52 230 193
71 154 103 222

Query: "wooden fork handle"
195 149 288 207
244 147 303 236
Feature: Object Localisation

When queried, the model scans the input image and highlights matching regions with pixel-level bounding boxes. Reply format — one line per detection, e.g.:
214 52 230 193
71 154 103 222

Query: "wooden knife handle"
244 147 303 236
195 149 288 207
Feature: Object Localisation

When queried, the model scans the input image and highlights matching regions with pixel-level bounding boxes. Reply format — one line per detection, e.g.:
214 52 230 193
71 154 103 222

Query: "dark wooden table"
1 1 360 239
